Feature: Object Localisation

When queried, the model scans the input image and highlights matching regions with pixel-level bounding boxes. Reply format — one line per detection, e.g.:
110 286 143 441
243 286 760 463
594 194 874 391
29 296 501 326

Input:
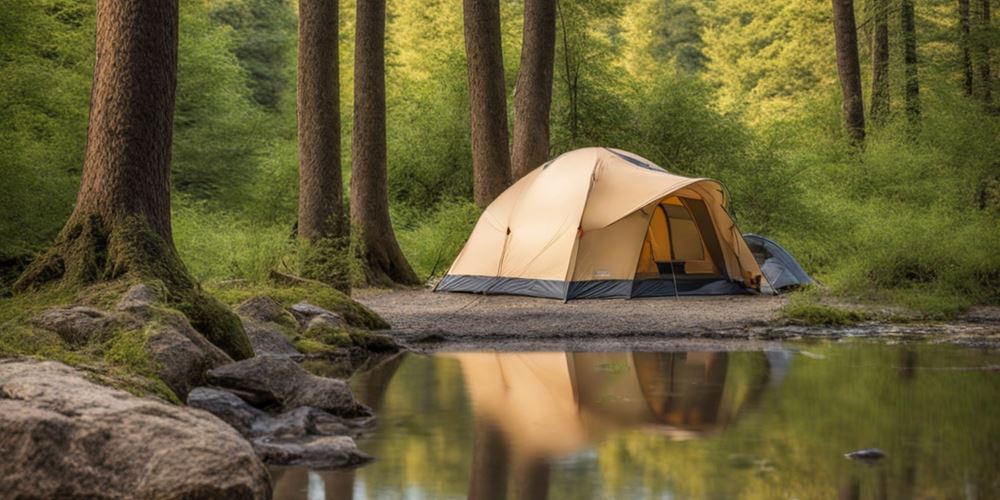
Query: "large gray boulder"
0 360 271 499
206 355 372 418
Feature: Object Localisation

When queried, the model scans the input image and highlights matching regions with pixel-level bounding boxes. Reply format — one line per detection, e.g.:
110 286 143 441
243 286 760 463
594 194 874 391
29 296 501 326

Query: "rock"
146 311 233 399
252 435 372 469
235 296 295 327
844 448 886 463
291 301 344 330
207 355 372 418
187 387 265 436
252 406 366 438
30 306 115 346
116 283 159 315
0 360 271 499
242 318 303 360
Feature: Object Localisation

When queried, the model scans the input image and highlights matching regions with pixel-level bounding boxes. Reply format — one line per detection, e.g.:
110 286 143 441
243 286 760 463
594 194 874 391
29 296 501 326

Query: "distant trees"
463 0 512 207
351 0 420 286
869 0 890 124
959 0 974 96
296 0 351 292
901 0 921 124
975 0 992 105
831 0 865 143
511 0 557 181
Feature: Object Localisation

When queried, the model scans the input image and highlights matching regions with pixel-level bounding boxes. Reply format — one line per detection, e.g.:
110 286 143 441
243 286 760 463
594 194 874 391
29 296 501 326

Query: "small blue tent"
743 234 814 292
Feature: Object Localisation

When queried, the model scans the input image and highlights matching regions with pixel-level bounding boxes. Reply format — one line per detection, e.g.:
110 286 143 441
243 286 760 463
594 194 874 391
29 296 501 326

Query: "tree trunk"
870 0 891 124
511 0 557 181
902 0 921 124
464 0 512 208
978 0 992 105
14 0 252 360
297 0 350 293
832 0 866 143
960 0 974 96
351 0 420 286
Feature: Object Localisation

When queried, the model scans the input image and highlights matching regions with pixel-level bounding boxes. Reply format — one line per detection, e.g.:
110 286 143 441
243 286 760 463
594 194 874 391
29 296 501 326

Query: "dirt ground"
354 289 1000 351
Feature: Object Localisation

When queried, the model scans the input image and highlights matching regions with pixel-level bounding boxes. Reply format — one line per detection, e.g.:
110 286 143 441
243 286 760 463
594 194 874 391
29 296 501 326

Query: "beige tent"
436 147 768 299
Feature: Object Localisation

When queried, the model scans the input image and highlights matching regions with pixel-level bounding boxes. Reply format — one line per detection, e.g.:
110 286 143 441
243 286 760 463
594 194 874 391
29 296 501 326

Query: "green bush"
395 200 482 281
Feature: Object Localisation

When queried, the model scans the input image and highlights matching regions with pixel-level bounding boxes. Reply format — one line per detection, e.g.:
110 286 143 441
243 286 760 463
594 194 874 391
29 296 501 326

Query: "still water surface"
272 342 1000 499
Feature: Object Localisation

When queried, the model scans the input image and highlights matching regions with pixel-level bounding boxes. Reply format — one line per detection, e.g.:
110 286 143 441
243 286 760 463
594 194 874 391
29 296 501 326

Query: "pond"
271 342 1000 499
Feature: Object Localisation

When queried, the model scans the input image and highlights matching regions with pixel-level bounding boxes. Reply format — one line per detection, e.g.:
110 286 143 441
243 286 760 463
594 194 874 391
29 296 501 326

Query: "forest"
1 0 998 317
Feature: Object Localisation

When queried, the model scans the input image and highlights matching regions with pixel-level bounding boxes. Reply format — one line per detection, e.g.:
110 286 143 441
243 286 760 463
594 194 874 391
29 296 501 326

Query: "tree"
831 0 865 143
351 0 420 286
463 0 512 207
14 0 252 360
976 0 992 105
511 0 557 181
901 0 921 123
869 0 890 124
297 0 351 291
959 0 974 96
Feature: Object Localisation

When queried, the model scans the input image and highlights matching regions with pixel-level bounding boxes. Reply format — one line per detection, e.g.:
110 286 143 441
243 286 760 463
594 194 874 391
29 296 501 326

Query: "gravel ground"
354 289 1000 351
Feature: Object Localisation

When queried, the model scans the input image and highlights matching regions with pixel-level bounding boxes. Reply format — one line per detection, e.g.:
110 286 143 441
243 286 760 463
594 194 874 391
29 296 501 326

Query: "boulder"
187 387 265 436
0 360 271 499
115 283 159 316
206 355 372 419
145 310 233 399
252 436 371 469
30 306 115 346
235 296 296 327
242 319 303 360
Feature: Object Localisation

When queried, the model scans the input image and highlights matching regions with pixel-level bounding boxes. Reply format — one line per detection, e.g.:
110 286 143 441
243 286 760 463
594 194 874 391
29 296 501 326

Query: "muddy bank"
355 289 1000 351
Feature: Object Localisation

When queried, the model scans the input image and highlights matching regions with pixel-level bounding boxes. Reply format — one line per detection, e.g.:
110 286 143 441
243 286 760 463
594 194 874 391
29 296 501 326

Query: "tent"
436 147 769 299
743 233 814 291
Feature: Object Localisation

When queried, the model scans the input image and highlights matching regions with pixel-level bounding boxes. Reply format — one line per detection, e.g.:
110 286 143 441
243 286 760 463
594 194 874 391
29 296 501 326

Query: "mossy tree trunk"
511 0 557 181
14 0 253 361
869 0 890 125
350 0 420 287
831 0 866 143
297 0 350 293
464 0 512 208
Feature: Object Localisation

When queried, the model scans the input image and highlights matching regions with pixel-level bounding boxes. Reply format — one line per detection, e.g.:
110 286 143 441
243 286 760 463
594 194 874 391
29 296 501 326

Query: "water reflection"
272 344 1000 500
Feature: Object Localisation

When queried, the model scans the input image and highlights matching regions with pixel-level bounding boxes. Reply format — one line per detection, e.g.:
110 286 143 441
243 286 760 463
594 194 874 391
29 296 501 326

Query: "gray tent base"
435 274 752 300
742 233 814 291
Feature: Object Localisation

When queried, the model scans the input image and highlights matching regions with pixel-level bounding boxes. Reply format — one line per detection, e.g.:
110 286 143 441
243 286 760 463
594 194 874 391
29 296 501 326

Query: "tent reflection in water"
450 351 775 498
436 147 771 299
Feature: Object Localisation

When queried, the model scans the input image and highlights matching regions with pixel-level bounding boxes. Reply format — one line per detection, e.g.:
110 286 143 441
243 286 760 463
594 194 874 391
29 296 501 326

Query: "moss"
780 303 869 326
207 280 389 330
12 215 253 361
294 338 336 354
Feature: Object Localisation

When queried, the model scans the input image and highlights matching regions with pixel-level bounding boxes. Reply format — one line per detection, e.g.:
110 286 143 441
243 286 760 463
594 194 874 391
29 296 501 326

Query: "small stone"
235 296 292 325
241 318 303 360
116 284 159 314
844 448 886 463
187 387 265 436
251 435 372 469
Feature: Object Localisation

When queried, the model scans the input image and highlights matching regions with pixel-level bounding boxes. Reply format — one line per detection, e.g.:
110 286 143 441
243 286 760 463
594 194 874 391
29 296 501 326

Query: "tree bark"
977 0 992 105
902 0 921 124
511 0 557 181
14 0 253 360
870 0 891 124
351 0 420 286
297 0 344 242
832 0 866 143
464 0 512 208
960 0 974 96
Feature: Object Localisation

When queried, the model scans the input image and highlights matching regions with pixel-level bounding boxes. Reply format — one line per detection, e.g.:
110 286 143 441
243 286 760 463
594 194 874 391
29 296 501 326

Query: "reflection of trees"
279 345 1000 500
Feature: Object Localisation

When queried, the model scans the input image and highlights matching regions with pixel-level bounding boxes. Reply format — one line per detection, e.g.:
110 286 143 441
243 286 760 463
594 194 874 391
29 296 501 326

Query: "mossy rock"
208 281 389 331
779 303 868 326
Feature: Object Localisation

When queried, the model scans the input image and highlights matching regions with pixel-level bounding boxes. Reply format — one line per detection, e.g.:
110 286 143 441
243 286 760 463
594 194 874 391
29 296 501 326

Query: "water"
271 342 1000 499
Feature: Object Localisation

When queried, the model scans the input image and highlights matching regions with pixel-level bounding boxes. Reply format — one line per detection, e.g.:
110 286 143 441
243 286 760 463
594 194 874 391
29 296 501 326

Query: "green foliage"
780 291 869 326
395 200 482 280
